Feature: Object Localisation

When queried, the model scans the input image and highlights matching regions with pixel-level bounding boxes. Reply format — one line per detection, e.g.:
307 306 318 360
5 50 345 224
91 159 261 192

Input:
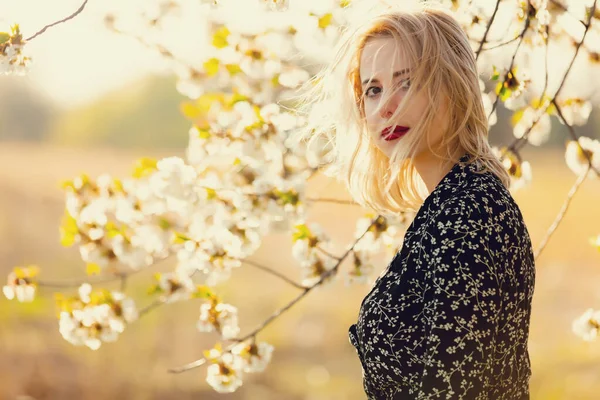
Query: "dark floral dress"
348 152 535 399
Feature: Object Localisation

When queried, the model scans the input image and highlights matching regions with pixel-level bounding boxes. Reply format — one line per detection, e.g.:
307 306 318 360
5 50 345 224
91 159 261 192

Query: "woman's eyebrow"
361 68 411 86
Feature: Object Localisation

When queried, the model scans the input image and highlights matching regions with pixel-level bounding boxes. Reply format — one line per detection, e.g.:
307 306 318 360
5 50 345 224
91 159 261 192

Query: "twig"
306 197 359 205
243 259 307 290
534 166 590 260
479 35 522 52
38 270 135 289
475 0 502 60
138 299 165 318
25 0 90 42
316 246 342 261
548 0 590 27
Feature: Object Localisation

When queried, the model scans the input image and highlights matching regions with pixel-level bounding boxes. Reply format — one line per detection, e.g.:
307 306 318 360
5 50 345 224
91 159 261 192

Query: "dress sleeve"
415 200 504 399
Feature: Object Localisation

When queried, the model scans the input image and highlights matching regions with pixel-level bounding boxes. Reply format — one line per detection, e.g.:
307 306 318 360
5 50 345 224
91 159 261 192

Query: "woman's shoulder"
432 166 528 240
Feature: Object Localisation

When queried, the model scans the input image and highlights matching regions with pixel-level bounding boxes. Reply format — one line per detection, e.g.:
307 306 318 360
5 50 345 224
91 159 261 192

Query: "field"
1 142 600 399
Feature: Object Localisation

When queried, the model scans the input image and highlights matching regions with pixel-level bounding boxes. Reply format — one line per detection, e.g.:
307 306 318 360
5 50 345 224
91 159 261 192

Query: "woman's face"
359 36 447 159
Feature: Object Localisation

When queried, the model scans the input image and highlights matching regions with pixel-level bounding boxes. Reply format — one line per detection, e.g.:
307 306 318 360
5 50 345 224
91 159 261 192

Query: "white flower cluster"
149 271 197 303
2 266 38 302
58 283 138 350
492 146 533 192
204 340 274 393
572 308 600 342
512 105 551 146
564 137 600 178
556 98 593 127
291 222 340 286
61 171 176 272
197 301 240 339
173 0 348 103
184 98 312 231
0 24 31 76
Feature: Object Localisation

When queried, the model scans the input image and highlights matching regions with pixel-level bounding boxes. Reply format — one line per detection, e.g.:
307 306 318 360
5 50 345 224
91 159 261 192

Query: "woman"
294 1 536 399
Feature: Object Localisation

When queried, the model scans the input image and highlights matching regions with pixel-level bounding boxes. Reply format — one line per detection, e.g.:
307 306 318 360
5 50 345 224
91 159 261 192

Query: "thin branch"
243 259 307 290
552 0 596 99
169 215 380 374
120 273 128 292
138 299 165 318
37 271 134 289
106 20 200 75
25 0 90 42
548 0 589 27
479 35 522 52
306 197 359 206
534 166 589 260
315 246 342 261
475 0 502 60
169 357 207 373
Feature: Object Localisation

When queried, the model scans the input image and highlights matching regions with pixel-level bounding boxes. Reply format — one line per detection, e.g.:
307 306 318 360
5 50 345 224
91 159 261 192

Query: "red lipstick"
381 125 410 141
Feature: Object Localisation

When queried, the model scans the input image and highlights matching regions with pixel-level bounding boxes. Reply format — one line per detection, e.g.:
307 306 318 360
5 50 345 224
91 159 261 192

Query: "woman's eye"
399 79 411 90
365 86 381 97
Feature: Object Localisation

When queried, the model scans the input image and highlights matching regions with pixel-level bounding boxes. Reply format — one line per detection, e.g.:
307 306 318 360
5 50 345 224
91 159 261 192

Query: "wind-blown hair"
291 0 510 214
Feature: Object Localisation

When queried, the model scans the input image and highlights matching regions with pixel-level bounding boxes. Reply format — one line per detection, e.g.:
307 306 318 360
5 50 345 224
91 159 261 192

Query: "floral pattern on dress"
349 152 535 400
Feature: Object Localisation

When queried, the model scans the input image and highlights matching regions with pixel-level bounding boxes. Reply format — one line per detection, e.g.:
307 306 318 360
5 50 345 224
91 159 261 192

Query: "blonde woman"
293 1 535 399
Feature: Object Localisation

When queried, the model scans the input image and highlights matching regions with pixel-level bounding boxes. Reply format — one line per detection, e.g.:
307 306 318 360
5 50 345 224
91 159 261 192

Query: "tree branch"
243 259 307 290
534 166 590 260
475 0 502 60
25 0 90 42
306 197 359 205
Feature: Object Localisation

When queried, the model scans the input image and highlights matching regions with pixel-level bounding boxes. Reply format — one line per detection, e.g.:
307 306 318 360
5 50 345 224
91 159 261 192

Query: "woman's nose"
379 94 400 119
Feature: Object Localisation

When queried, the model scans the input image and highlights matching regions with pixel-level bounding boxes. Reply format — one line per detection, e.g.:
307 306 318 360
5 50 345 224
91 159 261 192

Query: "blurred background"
2 0 600 399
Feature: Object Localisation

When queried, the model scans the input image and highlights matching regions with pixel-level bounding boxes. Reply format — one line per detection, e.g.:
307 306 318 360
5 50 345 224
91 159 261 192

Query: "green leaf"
318 13 333 29
203 58 220 77
172 232 192 244
205 187 217 200
292 224 311 242
59 211 79 247
511 109 525 127
225 63 242 75
86 263 101 276
491 65 500 81
191 285 215 299
132 157 157 179
0 32 10 45
147 284 163 296
212 26 230 49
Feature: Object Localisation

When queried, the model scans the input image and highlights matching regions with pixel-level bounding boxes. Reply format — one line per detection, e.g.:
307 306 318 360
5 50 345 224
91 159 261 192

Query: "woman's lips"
381 126 410 141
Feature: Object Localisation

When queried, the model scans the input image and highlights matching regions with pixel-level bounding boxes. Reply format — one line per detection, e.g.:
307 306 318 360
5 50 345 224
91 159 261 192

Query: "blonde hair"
291 0 510 214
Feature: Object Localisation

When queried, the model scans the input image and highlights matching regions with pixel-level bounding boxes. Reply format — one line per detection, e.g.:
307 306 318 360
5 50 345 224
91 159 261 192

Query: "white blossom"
231 340 274 373
58 285 138 350
3 267 38 302
564 137 600 177
572 308 600 342
197 302 241 339
513 107 552 146
557 98 593 126
205 352 244 393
